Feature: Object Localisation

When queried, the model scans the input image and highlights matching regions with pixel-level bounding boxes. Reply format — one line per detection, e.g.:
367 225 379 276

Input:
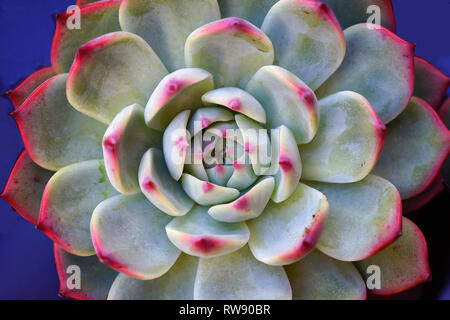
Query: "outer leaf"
438 98 450 189
103 104 162 194
413 57 450 109
248 182 328 266
355 217 431 295
316 23 414 124
372 97 450 199
108 254 198 300
261 0 345 90
91 193 180 280
308 175 402 261
67 31 168 124
54 244 118 300
185 17 274 88
194 246 292 300
1 151 53 225
38 160 119 256
285 250 366 300
208 177 275 223
166 206 249 258
181 174 239 206
13 74 106 171
218 0 278 27
139 148 194 216
245 65 319 144
119 0 220 71
439 97 450 128
51 1 122 73
6 67 55 108
299 91 385 183
145 68 214 131
402 174 445 214
320 0 396 32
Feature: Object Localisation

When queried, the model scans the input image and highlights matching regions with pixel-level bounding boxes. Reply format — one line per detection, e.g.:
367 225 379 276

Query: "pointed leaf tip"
355 217 430 295
14 74 106 171
373 97 450 199
1 151 53 225
261 0 345 90
67 31 168 124
317 23 414 124
185 17 274 88
52 1 122 73
166 206 249 258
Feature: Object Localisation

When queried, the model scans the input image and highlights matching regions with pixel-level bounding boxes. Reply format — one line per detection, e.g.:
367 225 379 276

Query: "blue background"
0 0 449 299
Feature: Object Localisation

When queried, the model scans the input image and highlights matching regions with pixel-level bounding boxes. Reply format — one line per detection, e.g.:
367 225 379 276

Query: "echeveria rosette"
2 0 449 300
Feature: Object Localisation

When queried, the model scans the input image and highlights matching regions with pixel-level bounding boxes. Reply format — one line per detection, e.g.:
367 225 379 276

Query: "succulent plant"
2 0 450 300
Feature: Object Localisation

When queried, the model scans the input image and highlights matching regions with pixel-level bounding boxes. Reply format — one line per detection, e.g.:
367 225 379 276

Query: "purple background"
0 0 449 299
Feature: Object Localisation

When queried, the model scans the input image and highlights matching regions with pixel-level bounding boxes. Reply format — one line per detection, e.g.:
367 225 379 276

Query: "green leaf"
208 177 274 223
248 183 328 265
194 246 292 300
187 107 234 137
235 114 272 175
202 87 266 123
7 67 55 108
163 110 191 181
261 0 345 90
13 74 106 171
372 97 450 199
218 0 278 27
270 125 302 203
246 65 319 144
103 104 162 194
52 1 122 72
181 173 239 206
67 31 168 124
38 160 119 256
320 0 396 32
413 56 450 109
166 205 249 257
355 217 431 295
54 244 117 300
108 254 198 300
285 250 366 300
139 148 194 216
1 151 53 225
206 164 234 186
185 17 274 88
91 193 180 280
308 175 402 261
299 91 385 183
145 68 214 131
119 0 220 71
316 23 414 124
